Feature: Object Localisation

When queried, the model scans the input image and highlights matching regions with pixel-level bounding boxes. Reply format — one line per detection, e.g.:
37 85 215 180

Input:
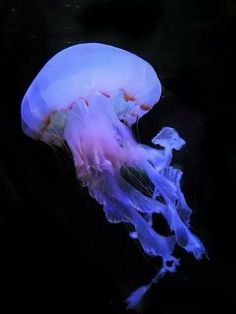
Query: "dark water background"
1 0 235 313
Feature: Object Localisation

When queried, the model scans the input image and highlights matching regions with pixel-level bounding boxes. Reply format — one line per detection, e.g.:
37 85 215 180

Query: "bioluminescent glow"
21 43 205 309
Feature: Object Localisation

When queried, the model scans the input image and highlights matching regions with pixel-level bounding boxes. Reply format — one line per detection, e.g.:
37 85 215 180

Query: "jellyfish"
21 43 205 309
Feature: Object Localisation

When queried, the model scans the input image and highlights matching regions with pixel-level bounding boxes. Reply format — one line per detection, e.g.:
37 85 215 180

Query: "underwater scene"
1 1 234 313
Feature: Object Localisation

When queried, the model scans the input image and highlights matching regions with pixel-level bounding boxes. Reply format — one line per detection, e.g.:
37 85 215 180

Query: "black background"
1 0 235 313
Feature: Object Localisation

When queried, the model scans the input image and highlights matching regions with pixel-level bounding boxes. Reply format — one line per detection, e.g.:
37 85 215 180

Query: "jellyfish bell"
21 43 205 309
21 43 161 143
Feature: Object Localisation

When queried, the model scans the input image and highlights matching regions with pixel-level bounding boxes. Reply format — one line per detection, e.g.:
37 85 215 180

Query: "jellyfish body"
21 43 205 309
